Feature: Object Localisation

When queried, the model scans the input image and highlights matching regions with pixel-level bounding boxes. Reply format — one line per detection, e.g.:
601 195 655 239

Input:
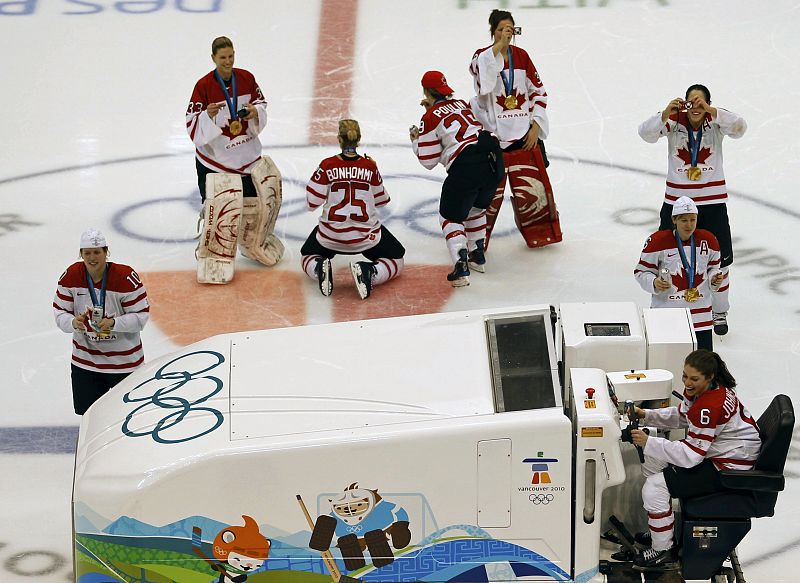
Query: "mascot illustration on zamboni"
308 482 412 572
191 515 270 582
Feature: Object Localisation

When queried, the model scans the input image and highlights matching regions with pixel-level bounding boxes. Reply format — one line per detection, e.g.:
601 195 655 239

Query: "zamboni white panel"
606 369 673 407
560 302 646 374
642 307 696 396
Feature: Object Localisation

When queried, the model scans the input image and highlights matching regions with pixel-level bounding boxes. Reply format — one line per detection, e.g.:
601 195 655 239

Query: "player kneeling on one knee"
410 70 503 287
301 119 405 300
627 349 760 571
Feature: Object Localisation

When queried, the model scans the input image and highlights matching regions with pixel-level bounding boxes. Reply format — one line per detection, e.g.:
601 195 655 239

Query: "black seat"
682 393 794 519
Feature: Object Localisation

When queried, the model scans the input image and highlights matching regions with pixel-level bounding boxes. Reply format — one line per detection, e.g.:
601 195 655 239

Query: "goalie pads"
239 156 285 266
507 147 562 249
196 173 243 284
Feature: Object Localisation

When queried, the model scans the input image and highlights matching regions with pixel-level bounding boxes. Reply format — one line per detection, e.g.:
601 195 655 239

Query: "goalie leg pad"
506 148 562 248
196 173 244 284
239 156 285 266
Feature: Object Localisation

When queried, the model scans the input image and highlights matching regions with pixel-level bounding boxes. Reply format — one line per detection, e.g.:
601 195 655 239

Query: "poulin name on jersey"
432 101 469 118
325 167 375 182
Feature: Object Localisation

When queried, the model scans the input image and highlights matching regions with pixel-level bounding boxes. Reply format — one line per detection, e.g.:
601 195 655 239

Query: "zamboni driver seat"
673 394 794 580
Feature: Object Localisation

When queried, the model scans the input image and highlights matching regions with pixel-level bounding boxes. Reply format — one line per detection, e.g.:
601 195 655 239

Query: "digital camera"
237 107 249 118
513 26 522 35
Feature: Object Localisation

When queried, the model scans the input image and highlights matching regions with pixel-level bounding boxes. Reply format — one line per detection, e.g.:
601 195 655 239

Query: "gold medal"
505 94 518 110
684 287 700 302
229 119 242 136
687 166 701 181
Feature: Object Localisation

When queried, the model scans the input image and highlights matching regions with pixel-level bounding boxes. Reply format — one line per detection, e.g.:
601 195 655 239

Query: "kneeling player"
410 71 503 286
302 119 404 300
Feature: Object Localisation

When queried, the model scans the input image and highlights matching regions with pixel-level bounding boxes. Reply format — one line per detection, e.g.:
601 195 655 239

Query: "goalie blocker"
196 156 285 284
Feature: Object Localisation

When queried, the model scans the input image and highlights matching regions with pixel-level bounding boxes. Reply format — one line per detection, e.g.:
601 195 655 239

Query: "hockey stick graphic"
296 494 360 583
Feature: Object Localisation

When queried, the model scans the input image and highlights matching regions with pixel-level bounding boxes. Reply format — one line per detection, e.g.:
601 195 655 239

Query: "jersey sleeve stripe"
121 292 147 308
680 439 708 456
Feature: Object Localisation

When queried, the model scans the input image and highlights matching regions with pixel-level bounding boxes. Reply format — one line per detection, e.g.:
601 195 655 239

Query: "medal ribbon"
86 264 109 315
213 69 239 120
499 47 514 97
674 232 696 291
686 124 703 167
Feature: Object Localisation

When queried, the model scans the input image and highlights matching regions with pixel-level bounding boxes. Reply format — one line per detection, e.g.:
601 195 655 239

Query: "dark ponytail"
685 349 736 389
489 9 514 37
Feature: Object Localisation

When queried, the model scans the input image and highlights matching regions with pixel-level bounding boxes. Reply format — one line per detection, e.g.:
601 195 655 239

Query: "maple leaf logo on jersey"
221 119 249 140
670 265 705 292
496 90 525 111
677 145 712 167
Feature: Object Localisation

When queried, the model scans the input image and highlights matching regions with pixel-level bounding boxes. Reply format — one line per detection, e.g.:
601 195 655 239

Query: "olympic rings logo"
528 494 555 505
121 350 226 444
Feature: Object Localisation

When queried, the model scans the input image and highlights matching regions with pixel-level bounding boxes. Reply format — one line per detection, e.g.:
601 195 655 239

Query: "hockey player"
638 84 746 336
468 9 561 251
53 229 150 415
302 119 405 300
634 196 725 352
186 36 284 283
628 349 760 570
410 71 503 287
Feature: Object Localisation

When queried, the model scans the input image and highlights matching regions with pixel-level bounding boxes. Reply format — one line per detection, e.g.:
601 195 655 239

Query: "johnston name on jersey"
469 44 548 148
306 155 389 253
638 108 747 206
412 99 481 170
634 229 723 332
53 263 150 373
186 67 268 175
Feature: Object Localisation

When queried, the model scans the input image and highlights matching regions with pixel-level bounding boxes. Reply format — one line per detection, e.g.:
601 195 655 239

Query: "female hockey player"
410 70 503 287
638 84 747 336
634 196 726 352
468 9 561 251
53 229 150 414
628 349 761 571
302 119 405 300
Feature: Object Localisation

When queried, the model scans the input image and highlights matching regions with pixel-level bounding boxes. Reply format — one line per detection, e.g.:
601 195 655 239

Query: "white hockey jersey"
643 385 761 471
186 68 268 174
53 262 150 373
306 154 389 253
412 99 481 171
469 44 548 149
634 229 723 332
638 108 746 206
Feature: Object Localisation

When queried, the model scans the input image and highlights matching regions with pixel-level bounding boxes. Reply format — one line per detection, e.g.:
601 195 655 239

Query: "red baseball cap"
421 71 454 95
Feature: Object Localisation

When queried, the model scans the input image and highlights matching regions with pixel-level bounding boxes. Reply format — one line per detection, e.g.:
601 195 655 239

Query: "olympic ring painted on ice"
121 350 226 444
528 493 555 505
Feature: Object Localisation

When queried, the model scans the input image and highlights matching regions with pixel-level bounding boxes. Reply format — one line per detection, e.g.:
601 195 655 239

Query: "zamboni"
72 302 793 583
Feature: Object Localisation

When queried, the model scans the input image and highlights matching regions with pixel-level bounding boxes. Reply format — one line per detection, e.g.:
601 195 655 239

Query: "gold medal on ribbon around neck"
229 119 242 136
505 94 518 110
684 287 700 302
687 166 702 181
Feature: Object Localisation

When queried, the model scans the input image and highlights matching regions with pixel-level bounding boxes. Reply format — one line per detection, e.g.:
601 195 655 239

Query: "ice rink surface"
1 0 799 580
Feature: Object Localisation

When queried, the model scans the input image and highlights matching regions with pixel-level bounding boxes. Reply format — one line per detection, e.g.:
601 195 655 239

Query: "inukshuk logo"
523 453 558 484
121 350 226 444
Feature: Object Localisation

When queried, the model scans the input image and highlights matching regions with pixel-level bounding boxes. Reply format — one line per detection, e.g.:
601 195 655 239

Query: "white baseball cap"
80 228 107 249
671 196 698 216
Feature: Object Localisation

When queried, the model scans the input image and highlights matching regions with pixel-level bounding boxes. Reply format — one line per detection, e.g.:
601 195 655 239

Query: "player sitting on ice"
410 71 503 287
301 119 405 300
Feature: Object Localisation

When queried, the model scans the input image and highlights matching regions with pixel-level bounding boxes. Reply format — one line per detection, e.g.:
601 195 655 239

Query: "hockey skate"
467 239 486 273
447 249 470 287
317 258 333 297
632 547 679 571
713 312 729 335
350 261 376 300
